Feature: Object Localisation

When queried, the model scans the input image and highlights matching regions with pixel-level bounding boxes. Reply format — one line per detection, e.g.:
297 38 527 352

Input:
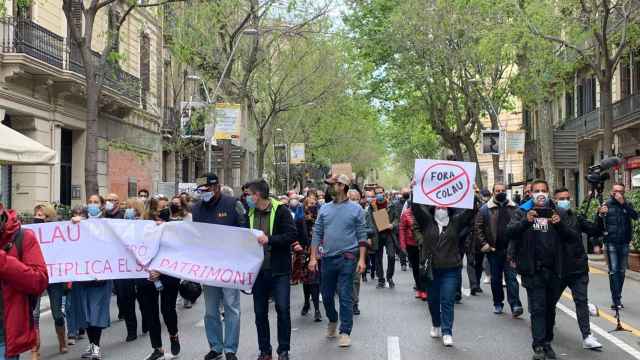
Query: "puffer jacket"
562 209 601 276
412 203 477 269
597 197 638 245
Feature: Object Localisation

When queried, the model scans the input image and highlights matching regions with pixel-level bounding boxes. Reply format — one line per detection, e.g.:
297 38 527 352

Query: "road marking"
561 291 640 337
556 302 640 359
195 320 204 327
589 266 607 275
387 336 401 360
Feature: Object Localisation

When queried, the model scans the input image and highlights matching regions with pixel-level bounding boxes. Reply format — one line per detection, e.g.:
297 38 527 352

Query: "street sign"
507 131 525 152
214 103 242 141
481 130 501 155
413 159 477 209
290 143 305 164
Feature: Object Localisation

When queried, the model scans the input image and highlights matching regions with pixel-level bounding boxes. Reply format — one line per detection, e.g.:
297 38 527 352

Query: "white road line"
195 320 204 327
387 336 401 360
556 302 640 359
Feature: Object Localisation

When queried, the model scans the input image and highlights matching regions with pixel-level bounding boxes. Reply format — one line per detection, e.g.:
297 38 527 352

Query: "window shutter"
140 33 151 109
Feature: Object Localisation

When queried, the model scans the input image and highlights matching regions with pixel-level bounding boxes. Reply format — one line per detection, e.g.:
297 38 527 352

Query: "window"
565 91 574 120
127 177 137 198
108 8 120 53
60 129 73 206
621 58 631 98
634 49 640 94
140 33 151 110
577 81 584 116
181 158 189 182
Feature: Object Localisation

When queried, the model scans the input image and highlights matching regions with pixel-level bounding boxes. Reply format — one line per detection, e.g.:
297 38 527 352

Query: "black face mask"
159 208 171 222
495 192 507 203
32 218 45 224
402 193 410 200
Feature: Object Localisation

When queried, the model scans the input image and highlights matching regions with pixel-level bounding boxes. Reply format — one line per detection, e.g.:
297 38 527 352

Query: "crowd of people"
0 171 637 360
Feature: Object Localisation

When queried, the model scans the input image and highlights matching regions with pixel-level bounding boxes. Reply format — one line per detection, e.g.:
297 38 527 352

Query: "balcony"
0 17 141 106
561 93 640 139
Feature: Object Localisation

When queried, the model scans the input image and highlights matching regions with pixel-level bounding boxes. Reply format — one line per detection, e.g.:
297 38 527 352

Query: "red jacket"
399 207 417 250
0 207 48 357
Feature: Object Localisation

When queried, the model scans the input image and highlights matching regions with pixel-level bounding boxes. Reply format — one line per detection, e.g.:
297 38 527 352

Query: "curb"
588 259 640 282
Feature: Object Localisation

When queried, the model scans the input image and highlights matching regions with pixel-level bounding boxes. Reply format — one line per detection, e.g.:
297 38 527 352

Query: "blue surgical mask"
124 208 136 220
557 200 571 210
246 196 257 209
87 204 101 217
376 194 385 202
201 191 214 202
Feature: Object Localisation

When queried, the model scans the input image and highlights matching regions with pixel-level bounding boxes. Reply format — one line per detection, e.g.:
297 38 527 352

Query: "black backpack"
3 229 40 326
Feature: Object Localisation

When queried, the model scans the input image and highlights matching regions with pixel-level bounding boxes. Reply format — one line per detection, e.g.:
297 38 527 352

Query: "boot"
56 325 69 354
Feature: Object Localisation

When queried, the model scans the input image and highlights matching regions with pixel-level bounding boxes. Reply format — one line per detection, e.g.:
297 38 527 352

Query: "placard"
413 159 477 209
372 208 392 232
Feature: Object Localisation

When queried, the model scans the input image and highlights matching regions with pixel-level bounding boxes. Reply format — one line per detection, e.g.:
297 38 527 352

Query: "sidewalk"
588 254 640 281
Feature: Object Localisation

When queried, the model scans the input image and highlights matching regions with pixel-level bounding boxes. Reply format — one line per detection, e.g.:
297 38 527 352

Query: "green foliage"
628 190 640 251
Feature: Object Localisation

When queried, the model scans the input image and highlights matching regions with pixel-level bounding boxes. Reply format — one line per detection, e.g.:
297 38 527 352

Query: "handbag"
419 256 433 289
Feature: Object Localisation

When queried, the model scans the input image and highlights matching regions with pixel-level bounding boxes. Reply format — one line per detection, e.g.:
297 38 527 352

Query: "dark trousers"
487 252 522 309
560 273 591 338
138 275 180 349
376 232 396 283
114 279 139 336
523 271 563 349
368 252 377 278
394 232 407 267
406 245 422 291
253 270 291 354
467 252 485 290
47 283 66 327
303 284 320 311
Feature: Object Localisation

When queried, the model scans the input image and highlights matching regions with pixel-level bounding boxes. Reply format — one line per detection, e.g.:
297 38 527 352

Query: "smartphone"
535 208 554 219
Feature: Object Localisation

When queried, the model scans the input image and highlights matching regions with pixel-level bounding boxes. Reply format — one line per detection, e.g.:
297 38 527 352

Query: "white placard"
413 159 477 209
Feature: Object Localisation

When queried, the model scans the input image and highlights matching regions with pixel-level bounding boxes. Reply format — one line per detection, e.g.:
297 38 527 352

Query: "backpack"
2 229 39 326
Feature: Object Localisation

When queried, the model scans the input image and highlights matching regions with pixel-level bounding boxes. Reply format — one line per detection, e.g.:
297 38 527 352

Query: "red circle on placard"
420 162 471 206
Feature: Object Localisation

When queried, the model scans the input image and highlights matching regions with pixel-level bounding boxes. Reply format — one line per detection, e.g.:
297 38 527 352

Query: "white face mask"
434 208 450 227
533 192 549 206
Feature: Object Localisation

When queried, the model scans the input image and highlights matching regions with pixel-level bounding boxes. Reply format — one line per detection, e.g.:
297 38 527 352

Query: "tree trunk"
489 113 501 184
256 128 266 178
538 101 556 189
599 77 614 156
463 138 483 190
84 66 100 197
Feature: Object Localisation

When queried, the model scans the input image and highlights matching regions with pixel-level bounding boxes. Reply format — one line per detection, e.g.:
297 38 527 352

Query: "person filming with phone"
506 179 580 360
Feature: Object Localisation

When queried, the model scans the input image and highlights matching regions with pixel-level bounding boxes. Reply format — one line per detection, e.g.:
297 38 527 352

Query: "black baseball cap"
197 173 219 188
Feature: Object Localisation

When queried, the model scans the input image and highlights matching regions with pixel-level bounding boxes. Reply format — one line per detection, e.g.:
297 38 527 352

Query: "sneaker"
225 353 238 360
338 334 351 347
170 335 181 356
483 276 491 284
532 347 545 360
442 335 453 347
81 344 94 358
494 305 504 314
67 336 77 346
361 273 368 282
583 334 603 349
401 265 408 271
415 291 422 299
376 282 385 289
204 350 224 360
388 279 395 288
470 288 479 296
144 349 165 360
314 310 322 322
430 326 442 338
256 352 271 360
327 322 338 338
353 304 361 316
91 345 102 360
512 306 524 318
543 344 557 359
301 303 310 316
420 291 428 301
277 351 289 360
184 300 193 309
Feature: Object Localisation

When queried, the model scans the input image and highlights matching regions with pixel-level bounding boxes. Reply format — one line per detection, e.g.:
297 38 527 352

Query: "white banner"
413 159 477 209
24 220 264 291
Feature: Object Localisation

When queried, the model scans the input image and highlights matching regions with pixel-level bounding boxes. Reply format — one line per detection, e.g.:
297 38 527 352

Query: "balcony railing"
562 109 600 138
612 93 640 128
0 17 141 105
0 17 64 68
563 92 640 138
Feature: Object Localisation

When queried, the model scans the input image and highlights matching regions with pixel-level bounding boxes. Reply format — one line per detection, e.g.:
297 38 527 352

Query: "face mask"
434 208 450 226
246 195 257 209
376 194 385 203
201 191 214 202
32 218 45 224
159 207 171 222
87 204 101 217
532 192 549 205
318 199 325 206
105 201 115 212
495 192 507 203
402 193 410 200
557 200 571 210
124 208 136 220
289 199 299 208
138 196 148 202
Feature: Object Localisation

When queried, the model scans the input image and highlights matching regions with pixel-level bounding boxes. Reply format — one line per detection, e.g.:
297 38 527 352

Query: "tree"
62 0 181 196
519 0 640 156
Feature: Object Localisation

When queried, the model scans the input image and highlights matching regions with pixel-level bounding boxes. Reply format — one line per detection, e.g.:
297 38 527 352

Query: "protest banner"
372 209 392 232
413 159 477 209
331 163 353 179
24 219 264 292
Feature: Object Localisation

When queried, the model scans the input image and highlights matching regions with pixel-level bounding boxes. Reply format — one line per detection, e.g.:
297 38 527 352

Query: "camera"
585 157 621 186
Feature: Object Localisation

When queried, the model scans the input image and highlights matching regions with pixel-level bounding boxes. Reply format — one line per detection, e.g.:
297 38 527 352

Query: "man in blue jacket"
597 183 638 310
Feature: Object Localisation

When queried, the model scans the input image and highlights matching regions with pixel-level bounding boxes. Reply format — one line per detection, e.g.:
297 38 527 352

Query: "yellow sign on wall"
214 103 242 140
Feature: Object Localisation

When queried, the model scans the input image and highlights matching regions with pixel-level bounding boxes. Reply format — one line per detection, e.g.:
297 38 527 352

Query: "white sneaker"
91 345 102 359
81 344 94 358
583 334 603 349
483 276 491 284
443 335 453 347
430 326 442 338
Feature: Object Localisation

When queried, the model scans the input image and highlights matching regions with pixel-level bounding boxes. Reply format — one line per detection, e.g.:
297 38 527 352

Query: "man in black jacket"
507 179 580 360
554 188 602 350
246 179 297 360
596 183 638 310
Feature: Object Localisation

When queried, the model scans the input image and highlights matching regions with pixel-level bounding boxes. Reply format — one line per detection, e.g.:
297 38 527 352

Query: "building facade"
0 0 163 213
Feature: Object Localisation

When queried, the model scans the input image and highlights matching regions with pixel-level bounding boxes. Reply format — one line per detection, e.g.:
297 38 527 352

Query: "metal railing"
612 93 640 128
0 17 64 68
562 109 600 138
562 93 640 137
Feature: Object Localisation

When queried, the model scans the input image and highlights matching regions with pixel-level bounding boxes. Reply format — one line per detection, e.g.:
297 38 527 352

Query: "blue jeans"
321 254 357 335
487 252 522 309
428 267 461 336
253 271 291 354
203 286 240 354
606 243 629 306
0 342 19 360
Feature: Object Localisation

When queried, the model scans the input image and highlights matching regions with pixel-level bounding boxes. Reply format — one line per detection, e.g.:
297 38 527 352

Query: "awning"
0 123 56 165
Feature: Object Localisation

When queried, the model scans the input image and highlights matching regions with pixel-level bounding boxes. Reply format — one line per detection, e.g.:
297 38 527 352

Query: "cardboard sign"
372 208 392 232
331 163 353 179
413 159 477 209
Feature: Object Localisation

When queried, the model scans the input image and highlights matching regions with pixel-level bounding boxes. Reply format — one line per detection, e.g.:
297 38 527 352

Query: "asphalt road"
36 259 640 360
